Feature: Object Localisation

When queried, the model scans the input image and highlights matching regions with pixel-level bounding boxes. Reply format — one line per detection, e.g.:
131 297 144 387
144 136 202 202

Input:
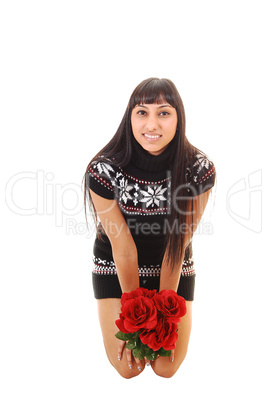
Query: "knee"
110 358 145 379
151 357 185 379
117 369 142 379
152 365 178 379
153 367 178 378
104 348 145 379
115 364 144 379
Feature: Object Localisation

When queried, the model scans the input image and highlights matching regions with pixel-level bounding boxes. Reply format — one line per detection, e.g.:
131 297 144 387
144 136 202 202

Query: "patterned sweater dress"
87 138 216 301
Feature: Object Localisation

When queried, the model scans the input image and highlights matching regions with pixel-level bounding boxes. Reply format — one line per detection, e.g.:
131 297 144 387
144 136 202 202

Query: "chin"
136 138 166 155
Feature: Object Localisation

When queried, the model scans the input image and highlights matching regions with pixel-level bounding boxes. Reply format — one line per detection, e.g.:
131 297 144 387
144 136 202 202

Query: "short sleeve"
185 151 216 196
86 158 117 200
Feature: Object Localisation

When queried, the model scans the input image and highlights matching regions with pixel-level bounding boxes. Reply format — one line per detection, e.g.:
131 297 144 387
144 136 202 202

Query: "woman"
83 77 216 379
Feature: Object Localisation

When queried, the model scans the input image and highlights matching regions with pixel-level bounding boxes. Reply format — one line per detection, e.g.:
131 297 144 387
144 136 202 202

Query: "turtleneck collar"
130 135 174 172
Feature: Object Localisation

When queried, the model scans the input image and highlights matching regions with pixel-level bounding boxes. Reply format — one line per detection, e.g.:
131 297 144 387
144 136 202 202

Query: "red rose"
153 290 187 323
121 287 157 306
115 295 158 333
140 317 178 351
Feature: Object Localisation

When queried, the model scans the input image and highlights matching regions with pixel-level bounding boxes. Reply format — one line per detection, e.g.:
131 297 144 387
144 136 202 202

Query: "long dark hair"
82 77 211 271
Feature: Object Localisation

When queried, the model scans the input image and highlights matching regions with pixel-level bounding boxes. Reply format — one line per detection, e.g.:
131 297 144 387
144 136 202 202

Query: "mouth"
143 133 162 141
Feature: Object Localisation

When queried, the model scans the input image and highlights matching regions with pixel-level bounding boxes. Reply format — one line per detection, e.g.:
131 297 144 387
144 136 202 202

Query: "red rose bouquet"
115 287 187 361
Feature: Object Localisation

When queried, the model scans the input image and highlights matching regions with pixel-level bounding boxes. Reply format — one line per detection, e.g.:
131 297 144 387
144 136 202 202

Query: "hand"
117 341 175 369
117 339 143 371
145 350 174 365
170 348 175 362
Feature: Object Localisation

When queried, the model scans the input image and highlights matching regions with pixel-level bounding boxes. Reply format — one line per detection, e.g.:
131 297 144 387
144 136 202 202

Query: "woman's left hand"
170 348 175 362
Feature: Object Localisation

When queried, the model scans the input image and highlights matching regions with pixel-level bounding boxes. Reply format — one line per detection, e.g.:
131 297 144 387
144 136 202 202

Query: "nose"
146 115 158 131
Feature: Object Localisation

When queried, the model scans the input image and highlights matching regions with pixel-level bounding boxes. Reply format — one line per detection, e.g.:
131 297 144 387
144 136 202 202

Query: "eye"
159 111 170 116
137 110 147 116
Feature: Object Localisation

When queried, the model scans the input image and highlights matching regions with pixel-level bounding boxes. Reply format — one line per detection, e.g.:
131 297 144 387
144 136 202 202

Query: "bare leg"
97 298 145 379
151 300 193 378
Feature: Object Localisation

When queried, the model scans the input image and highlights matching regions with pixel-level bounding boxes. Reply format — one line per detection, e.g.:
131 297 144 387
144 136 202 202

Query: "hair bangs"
130 78 176 109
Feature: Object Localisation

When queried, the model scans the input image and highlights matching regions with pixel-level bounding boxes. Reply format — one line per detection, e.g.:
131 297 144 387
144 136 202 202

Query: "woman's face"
131 102 178 156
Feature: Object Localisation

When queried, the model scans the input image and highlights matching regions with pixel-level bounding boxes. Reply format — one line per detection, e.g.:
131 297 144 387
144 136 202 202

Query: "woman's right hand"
117 339 144 371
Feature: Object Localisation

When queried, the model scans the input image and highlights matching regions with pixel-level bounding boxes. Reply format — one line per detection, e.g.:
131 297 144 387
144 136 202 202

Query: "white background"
1 0 266 401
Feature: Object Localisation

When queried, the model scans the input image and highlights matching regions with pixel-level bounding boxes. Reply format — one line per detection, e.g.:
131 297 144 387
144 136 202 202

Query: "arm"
90 189 142 369
89 189 139 293
159 189 212 292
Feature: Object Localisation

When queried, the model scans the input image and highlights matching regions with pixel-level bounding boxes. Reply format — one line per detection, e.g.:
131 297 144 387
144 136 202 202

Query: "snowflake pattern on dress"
95 161 115 178
193 153 212 174
117 177 133 204
139 185 167 208
88 160 170 214
185 150 216 193
88 152 215 210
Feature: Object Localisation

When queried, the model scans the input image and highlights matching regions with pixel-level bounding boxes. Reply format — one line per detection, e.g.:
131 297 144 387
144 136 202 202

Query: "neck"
130 136 174 172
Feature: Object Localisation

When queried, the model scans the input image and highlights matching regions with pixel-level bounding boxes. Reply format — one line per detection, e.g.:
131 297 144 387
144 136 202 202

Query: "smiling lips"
143 133 162 141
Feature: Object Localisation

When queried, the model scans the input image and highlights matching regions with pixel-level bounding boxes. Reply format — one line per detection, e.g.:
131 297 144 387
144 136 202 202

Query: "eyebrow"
135 104 173 109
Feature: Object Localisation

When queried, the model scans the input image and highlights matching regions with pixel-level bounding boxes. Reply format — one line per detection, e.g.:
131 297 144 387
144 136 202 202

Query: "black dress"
87 138 216 301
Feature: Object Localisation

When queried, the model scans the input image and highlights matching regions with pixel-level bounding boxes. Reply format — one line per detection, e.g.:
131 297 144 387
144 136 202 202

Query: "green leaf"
115 331 133 341
134 331 142 339
158 347 171 357
132 347 146 360
126 339 136 350
135 336 141 348
145 348 158 361
143 344 151 353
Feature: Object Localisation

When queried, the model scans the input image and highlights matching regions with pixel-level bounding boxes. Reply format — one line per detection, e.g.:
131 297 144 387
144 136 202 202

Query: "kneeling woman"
83 77 216 379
